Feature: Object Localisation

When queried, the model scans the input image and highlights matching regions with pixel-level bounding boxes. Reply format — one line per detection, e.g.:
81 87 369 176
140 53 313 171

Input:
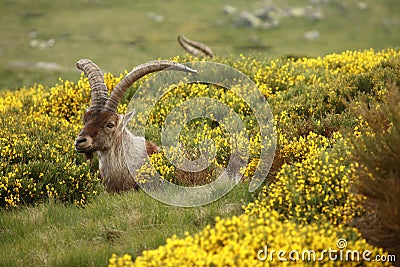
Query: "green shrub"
351 83 400 260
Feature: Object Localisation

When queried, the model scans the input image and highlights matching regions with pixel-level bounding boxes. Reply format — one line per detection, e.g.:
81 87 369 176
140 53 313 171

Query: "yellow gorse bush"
106 48 400 266
0 72 121 208
246 132 363 226
0 48 398 265
128 210 391 267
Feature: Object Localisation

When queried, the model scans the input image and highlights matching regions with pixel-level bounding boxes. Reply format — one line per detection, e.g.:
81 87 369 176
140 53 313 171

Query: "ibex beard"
74 59 196 193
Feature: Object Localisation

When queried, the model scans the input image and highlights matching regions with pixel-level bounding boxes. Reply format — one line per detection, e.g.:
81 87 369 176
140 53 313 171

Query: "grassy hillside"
1 0 400 266
1 49 399 266
0 0 399 89
0 183 253 266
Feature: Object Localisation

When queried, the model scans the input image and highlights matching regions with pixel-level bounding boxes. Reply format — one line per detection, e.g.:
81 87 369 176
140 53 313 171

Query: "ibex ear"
122 109 136 127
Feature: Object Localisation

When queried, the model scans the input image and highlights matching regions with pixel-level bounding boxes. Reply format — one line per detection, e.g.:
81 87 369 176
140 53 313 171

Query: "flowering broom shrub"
245 132 364 226
1 87 94 208
112 210 391 267
351 80 400 259
0 76 102 208
0 71 134 208
0 48 398 265
107 49 399 266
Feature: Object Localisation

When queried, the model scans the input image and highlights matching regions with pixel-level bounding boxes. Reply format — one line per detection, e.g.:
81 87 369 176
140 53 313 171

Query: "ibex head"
74 59 197 161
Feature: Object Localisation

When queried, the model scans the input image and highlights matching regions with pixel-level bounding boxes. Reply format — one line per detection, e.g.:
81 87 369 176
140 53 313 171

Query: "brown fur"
97 124 147 193
75 110 120 153
145 141 160 155
80 110 118 141
76 110 156 193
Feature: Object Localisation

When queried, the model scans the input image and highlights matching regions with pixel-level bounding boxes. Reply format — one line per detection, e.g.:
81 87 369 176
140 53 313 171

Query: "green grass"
0 0 399 90
0 1 399 266
0 182 254 266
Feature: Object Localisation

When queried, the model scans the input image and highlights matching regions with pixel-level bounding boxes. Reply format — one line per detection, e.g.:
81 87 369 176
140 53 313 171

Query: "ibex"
74 59 197 193
177 34 214 58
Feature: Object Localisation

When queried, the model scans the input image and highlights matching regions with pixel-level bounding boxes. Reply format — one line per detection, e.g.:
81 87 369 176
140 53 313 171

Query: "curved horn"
104 60 197 112
76 59 108 110
178 35 214 58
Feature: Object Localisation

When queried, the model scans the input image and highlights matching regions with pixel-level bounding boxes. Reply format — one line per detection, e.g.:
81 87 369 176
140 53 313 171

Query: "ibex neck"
97 128 148 175
97 128 147 192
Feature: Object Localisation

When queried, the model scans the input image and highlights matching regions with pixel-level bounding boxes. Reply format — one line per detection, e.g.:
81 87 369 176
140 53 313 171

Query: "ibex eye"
106 122 115 128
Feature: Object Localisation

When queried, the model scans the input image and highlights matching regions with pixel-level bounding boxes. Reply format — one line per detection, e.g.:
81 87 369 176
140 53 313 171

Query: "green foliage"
0 112 100 208
113 50 400 266
351 83 400 259
1 49 400 266
1 0 400 90
246 132 363 226
1 82 93 208
0 182 253 266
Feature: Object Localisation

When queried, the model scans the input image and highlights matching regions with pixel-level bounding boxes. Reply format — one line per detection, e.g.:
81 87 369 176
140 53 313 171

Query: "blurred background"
0 0 399 90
